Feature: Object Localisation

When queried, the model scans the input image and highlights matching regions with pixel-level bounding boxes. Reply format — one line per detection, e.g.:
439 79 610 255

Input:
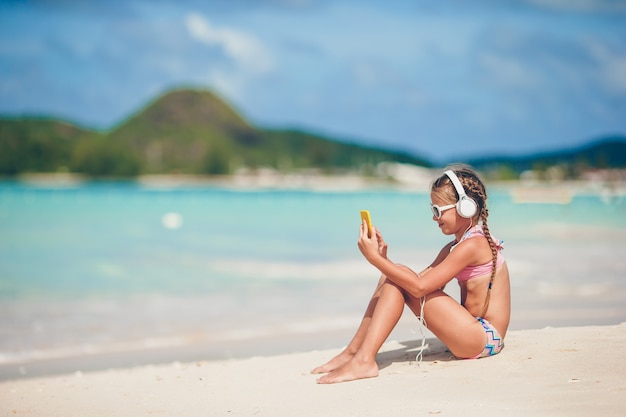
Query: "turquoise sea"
1 180 625 378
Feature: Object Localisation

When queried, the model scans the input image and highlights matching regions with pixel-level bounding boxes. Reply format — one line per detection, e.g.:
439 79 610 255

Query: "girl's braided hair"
431 165 497 317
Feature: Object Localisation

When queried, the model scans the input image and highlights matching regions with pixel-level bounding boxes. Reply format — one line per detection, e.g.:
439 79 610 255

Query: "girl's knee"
377 275 387 286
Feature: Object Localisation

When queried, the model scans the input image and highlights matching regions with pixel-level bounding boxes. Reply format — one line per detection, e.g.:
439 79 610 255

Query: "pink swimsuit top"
452 225 505 282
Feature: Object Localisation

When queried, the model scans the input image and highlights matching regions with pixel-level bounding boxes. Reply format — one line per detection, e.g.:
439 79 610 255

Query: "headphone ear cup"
457 196 477 218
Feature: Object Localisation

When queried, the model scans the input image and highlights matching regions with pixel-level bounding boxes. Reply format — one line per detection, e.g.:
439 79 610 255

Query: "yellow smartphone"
360 210 373 238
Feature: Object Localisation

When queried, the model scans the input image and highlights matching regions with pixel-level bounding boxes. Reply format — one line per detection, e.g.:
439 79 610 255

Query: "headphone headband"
444 170 468 200
444 170 478 218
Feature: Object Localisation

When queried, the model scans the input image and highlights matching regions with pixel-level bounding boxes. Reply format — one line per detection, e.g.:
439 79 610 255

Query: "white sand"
1 324 625 417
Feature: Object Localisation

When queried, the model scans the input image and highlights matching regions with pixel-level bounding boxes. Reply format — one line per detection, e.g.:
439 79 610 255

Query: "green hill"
0 118 100 176
0 88 430 177
1 88 624 179
466 136 626 179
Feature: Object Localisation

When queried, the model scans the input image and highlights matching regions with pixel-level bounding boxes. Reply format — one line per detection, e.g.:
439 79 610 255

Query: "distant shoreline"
8 171 626 198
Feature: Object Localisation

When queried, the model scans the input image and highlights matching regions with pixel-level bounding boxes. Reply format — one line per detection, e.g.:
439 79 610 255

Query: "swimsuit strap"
453 225 503 250
461 225 485 242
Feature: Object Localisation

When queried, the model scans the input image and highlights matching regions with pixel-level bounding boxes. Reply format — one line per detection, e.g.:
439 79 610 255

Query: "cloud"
479 53 540 89
183 12 277 105
185 13 273 74
585 40 626 94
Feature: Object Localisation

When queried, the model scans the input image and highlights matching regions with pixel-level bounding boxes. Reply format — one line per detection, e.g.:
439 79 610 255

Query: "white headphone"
444 170 478 218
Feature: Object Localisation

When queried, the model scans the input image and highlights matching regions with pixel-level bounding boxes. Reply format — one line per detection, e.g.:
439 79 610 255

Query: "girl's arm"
359 223 479 298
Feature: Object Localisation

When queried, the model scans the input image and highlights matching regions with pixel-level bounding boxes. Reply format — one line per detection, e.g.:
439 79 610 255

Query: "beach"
1 324 625 417
1 180 625 415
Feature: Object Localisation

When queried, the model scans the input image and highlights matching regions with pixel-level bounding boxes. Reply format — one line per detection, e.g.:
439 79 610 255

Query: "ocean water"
1 180 625 374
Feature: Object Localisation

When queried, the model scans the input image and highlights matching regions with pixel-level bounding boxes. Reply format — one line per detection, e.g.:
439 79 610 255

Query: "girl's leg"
317 278 406 384
405 290 486 359
311 275 388 374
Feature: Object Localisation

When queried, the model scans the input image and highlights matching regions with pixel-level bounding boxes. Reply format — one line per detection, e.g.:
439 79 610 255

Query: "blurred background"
1 0 625 379
2 0 626 162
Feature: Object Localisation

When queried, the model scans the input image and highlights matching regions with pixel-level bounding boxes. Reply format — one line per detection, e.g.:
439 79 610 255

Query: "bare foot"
316 357 379 384
311 350 355 374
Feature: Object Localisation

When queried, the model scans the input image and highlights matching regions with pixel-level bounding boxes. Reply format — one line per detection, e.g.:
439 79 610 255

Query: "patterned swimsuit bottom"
471 317 504 359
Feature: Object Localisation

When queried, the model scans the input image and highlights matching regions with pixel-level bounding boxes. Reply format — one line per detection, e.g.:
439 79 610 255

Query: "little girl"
313 165 511 384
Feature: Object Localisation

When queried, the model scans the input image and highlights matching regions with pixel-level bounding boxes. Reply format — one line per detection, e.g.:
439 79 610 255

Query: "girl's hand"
376 228 388 258
358 220 387 261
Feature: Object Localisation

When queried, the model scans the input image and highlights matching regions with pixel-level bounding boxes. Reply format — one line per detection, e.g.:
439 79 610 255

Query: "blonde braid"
480 208 498 317
456 168 497 317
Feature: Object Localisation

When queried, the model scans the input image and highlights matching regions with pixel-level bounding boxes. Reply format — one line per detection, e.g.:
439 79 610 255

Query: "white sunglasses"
430 203 455 219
